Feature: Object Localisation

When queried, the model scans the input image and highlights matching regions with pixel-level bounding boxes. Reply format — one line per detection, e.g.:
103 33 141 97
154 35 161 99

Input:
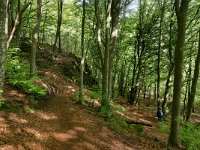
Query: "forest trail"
0 68 167 150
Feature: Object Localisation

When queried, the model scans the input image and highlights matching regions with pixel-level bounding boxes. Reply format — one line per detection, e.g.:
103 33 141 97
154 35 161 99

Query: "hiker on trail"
157 107 163 121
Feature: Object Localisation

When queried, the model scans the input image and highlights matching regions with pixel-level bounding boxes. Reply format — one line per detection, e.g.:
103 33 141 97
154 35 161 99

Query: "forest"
0 0 200 149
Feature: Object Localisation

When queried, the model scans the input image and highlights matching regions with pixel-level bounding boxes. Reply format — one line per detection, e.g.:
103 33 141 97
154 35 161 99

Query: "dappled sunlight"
0 145 16 150
24 127 49 141
0 115 5 122
24 141 46 150
52 130 77 142
74 126 87 132
72 142 98 150
139 118 152 124
34 111 58 121
52 126 87 142
131 111 144 117
0 123 11 135
9 90 27 98
111 140 134 150
8 113 28 124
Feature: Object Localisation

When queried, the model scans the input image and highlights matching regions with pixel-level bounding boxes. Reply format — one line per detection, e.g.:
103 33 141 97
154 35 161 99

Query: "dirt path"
0 69 167 150
0 69 137 150
0 94 137 150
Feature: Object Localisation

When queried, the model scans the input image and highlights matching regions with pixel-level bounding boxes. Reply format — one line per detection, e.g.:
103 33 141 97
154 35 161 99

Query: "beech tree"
168 0 191 148
0 0 8 98
30 0 42 77
78 0 86 103
53 0 63 55
186 28 200 121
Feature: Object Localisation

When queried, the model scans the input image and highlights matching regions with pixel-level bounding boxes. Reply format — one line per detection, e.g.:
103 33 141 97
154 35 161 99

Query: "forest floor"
0 68 167 150
0 45 193 150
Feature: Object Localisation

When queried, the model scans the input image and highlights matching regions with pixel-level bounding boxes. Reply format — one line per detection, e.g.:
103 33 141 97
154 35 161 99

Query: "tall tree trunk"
102 0 111 107
8 0 14 36
186 28 200 121
23 2 32 37
53 0 63 56
168 0 190 148
108 0 121 100
157 1 165 108
162 1 174 117
78 0 86 103
42 9 48 44
14 0 22 45
0 0 8 99
7 0 32 49
30 0 42 77
94 0 103 68
102 0 121 108
128 41 137 104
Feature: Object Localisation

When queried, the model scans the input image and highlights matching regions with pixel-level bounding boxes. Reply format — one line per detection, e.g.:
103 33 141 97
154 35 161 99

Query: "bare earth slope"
0 46 168 150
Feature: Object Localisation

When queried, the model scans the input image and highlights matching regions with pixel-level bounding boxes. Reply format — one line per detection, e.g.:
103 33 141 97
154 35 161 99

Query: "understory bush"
180 121 200 150
159 121 200 149
6 47 47 97
108 116 128 133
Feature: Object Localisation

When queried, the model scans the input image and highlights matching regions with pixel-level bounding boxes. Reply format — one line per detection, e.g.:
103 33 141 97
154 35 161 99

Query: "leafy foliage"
108 117 128 133
88 90 101 100
159 121 200 149
0 98 4 108
100 105 113 118
6 48 47 97
180 121 200 150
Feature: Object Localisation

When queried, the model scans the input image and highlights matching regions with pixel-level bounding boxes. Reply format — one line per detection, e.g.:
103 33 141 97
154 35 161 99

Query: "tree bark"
30 0 42 77
102 0 112 107
168 0 191 148
94 0 104 68
78 0 86 103
157 1 165 108
7 0 32 49
186 28 200 121
102 0 121 108
0 0 8 98
53 0 63 56
162 1 174 117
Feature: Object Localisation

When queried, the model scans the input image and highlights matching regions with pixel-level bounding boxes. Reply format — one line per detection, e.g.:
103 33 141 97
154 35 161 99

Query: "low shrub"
180 121 200 150
6 47 47 97
108 117 127 133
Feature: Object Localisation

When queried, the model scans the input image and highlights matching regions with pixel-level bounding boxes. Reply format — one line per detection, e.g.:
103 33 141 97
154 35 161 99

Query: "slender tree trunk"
94 0 103 68
157 1 165 108
102 0 121 108
162 1 174 118
102 0 111 107
0 0 8 99
42 9 48 44
108 0 121 100
186 28 200 121
15 0 22 45
8 0 14 36
78 0 86 103
7 0 32 49
30 0 42 77
53 0 63 56
128 41 137 104
168 0 190 148
23 2 32 37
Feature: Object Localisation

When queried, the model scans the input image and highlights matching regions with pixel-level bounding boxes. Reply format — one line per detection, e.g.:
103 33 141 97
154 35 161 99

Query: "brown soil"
0 67 168 150
0 47 170 150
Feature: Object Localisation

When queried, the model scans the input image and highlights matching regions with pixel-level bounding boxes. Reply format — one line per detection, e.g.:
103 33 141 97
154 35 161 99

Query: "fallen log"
114 111 153 127
125 116 152 127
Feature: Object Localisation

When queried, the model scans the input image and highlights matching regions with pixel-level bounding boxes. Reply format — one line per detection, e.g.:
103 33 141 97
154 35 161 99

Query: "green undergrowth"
108 116 143 135
180 121 200 150
6 47 47 98
158 121 200 150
